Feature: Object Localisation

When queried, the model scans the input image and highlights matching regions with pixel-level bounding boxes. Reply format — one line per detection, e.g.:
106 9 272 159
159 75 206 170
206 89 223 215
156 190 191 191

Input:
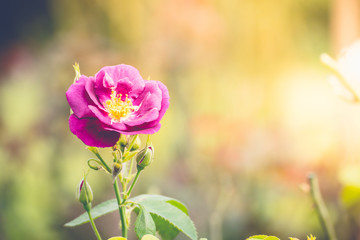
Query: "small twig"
308 173 338 240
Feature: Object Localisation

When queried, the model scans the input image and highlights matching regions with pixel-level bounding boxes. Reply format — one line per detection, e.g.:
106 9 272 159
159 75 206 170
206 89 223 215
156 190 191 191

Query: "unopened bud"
76 179 93 210
112 162 122 181
118 134 128 148
136 144 154 171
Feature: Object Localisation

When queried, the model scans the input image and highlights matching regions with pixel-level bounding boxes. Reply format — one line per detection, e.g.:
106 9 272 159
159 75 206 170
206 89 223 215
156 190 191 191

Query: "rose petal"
123 92 160 126
88 105 129 131
103 72 115 88
125 123 161 135
88 104 161 135
94 65 145 104
85 77 106 111
156 81 170 121
121 81 162 125
108 122 162 135
114 77 133 97
69 115 120 147
125 81 169 127
66 75 95 118
94 81 112 104
132 81 162 106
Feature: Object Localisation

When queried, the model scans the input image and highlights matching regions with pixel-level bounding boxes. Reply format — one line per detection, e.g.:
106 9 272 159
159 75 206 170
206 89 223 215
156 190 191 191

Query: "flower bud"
112 162 122 182
136 144 154 170
118 134 128 148
76 178 93 210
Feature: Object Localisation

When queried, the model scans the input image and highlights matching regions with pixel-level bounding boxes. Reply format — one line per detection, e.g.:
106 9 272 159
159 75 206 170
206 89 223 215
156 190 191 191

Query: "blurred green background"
1 0 360 239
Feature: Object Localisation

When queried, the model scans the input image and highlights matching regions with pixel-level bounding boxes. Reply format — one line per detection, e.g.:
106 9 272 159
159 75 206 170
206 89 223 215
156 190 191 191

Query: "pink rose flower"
66 64 170 147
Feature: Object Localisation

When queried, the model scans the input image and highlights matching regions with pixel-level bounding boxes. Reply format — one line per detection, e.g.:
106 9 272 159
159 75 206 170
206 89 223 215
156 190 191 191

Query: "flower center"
104 90 138 123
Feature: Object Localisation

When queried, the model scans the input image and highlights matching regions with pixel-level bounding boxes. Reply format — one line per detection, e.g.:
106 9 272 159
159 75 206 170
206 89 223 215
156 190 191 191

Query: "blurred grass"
1 0 360 239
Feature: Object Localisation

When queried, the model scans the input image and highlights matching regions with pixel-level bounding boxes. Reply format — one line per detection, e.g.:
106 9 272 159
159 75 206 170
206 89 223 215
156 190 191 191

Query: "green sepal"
123 150 139 162
73 62 81 83
86 146 111 173
131 136 141 151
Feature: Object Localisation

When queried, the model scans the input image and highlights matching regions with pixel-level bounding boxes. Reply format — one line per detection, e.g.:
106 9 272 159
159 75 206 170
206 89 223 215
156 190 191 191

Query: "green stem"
95 153 112 173
113 178 128 238
120 205 127 238
308 173 338 240
87 147 112 173
86 207 102 240
128 157 135 182
125 169 142 199
126 134 138 153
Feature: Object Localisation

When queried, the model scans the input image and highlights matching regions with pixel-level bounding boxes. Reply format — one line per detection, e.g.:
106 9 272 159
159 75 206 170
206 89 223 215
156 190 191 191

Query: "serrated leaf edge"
134 205 156 239
143 202 198 240
64 194 194 230
132 195 189 214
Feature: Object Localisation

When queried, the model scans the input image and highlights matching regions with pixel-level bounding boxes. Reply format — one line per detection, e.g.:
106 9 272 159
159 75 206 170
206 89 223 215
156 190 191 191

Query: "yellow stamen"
104 90 138 123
